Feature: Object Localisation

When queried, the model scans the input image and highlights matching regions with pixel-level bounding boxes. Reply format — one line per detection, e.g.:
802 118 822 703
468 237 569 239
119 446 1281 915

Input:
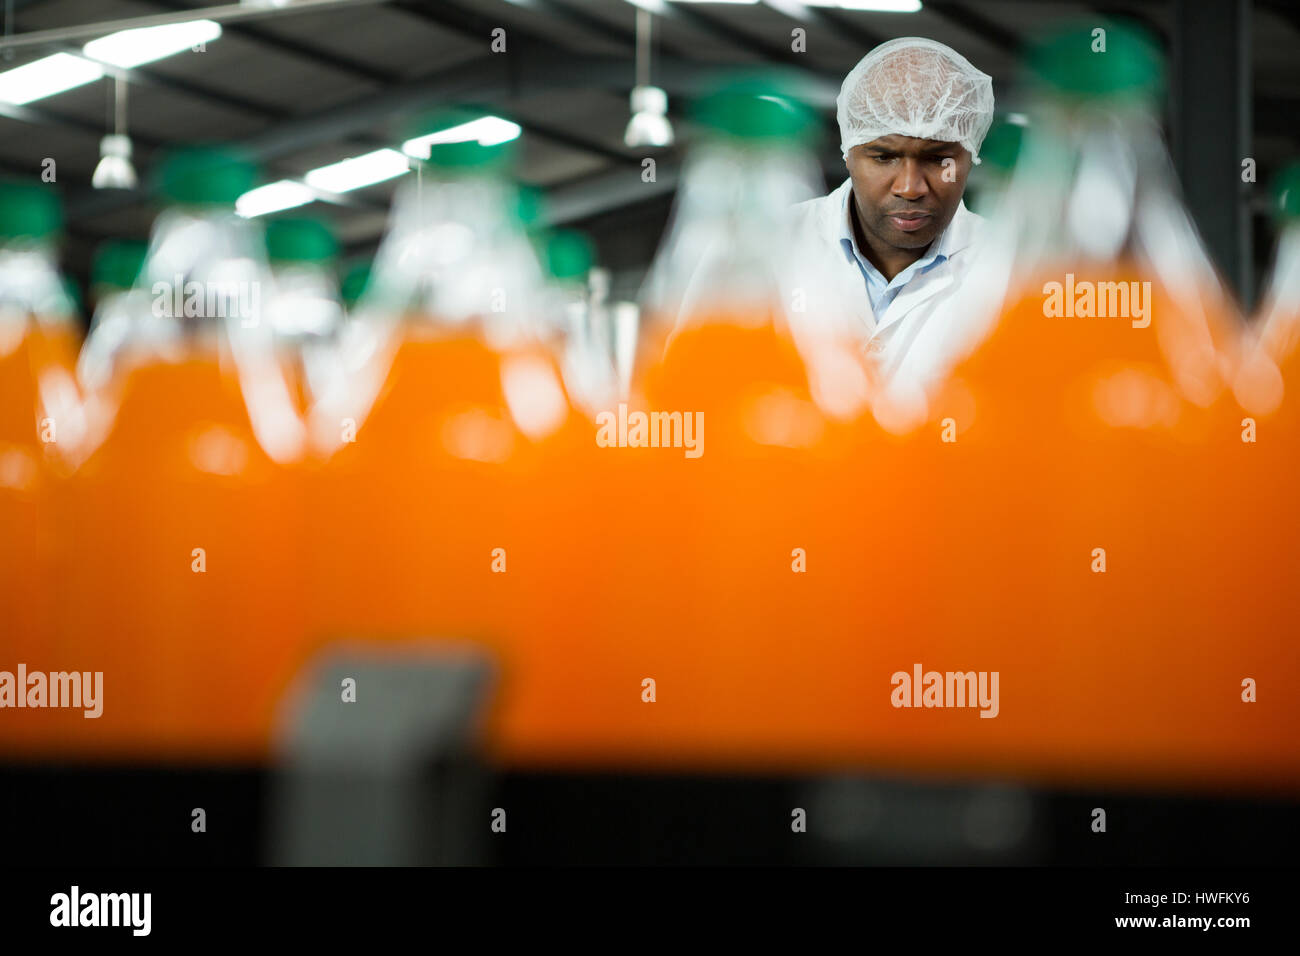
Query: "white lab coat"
788 176 988 385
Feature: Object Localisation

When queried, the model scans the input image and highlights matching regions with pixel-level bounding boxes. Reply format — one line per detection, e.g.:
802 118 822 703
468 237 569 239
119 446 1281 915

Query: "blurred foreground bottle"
307 119 579 684
340 258 372 313
964 118 1024 218
263 216 346 420
56 147 307 761
910 21 1241 422
0 183 83 754
641 81 870 424
889 22 1299 790
1255 163 1300 402
544 229 618 417
77 239 149 398
493 81 881 770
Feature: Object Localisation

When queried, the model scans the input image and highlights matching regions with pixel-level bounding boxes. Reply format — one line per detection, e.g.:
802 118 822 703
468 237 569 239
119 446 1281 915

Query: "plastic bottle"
340 259 372 313
964 119 1024 218
307 125 575 683
1255 163 1300 400
483 228 622 765
263 216 346 418
543 230 616 417
0 183 83 754
57 147 307 761
641 82 870 425
888 22 1298 790
910 30 1234 419
78 240 147 381
492 82 878 770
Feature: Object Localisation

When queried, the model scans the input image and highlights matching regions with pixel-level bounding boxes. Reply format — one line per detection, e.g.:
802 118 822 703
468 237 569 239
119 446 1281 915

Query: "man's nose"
891 159 928 200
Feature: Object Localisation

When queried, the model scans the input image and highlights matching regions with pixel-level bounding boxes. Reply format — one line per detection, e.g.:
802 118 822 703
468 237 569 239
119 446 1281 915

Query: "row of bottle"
0 130 625 760
2 23 1298 787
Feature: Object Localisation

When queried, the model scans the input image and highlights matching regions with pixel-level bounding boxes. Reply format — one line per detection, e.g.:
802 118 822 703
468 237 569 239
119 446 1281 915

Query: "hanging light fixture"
624 7 673 149
92 74 137 189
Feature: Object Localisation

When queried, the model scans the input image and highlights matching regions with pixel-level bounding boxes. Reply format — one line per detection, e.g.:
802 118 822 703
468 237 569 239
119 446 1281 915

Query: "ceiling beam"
0 0 387 53
3 7 642 198
143 0 399 86
924 2 1021 56
61 49 750 222
761 3 888 52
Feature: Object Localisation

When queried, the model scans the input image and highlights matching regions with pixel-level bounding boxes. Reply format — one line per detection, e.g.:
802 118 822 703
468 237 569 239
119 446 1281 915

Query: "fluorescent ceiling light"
804 0 922 10
305 148 410 193
623 0 671 12
0 53 104 105
401 115 522 159
236 180 315 218
83 20 222 69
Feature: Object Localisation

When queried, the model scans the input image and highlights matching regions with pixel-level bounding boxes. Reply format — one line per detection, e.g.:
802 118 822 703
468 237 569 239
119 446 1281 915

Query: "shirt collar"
837 182 955 284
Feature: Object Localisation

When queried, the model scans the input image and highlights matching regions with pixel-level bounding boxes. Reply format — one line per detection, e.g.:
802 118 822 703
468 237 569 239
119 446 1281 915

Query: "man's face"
846 135 972 251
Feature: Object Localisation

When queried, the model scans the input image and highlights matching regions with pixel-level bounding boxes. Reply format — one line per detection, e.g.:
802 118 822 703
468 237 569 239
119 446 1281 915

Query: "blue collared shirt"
838 185 952 322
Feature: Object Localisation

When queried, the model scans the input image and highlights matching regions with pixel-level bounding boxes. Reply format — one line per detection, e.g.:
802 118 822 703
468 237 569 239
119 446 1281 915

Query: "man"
791 37 995 383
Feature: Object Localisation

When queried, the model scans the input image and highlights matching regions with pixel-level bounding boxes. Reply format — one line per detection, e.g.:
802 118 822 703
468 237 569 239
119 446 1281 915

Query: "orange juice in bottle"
893 23 1298 790
307 126 577 713
0 182 85 755
57 149 307 761
486 228 619 763
491 82 878 770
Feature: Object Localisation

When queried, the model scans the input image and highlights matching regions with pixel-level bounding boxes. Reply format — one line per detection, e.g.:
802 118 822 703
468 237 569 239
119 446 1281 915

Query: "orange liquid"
306 325 587 702
897 265 1300 790
51 346 305 762
486 314 877 770
479 354 605 765
490 277 1299 790
0 321 81 754
310 332 518 646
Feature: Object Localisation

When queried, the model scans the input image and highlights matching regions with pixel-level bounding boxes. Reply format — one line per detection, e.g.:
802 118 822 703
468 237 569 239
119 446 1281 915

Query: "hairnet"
836 37 995 164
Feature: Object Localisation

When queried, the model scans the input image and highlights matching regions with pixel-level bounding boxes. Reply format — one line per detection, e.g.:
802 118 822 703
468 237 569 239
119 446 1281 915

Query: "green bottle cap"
516 184 546 231
62 276 83 315
979 120 1025 172
157 146 257 206
340 260 372 310
266 216 338 264
1028 21 1164 103
693 75 817 142
0 181 62 240
1273 163 1300 221
403 107 514 170
91 239 148 291
545 229 593 282
424 138 511 169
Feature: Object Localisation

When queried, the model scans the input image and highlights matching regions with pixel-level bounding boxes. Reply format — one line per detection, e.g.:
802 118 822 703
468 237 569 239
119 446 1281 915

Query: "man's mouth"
886 212 931 232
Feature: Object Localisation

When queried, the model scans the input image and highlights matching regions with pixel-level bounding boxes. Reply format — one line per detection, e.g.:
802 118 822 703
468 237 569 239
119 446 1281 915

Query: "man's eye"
873 154 894 163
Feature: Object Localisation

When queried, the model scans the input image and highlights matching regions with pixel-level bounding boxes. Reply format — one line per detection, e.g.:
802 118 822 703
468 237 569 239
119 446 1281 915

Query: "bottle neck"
0 243 74 327
640 139 828 337
362 175 544 348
